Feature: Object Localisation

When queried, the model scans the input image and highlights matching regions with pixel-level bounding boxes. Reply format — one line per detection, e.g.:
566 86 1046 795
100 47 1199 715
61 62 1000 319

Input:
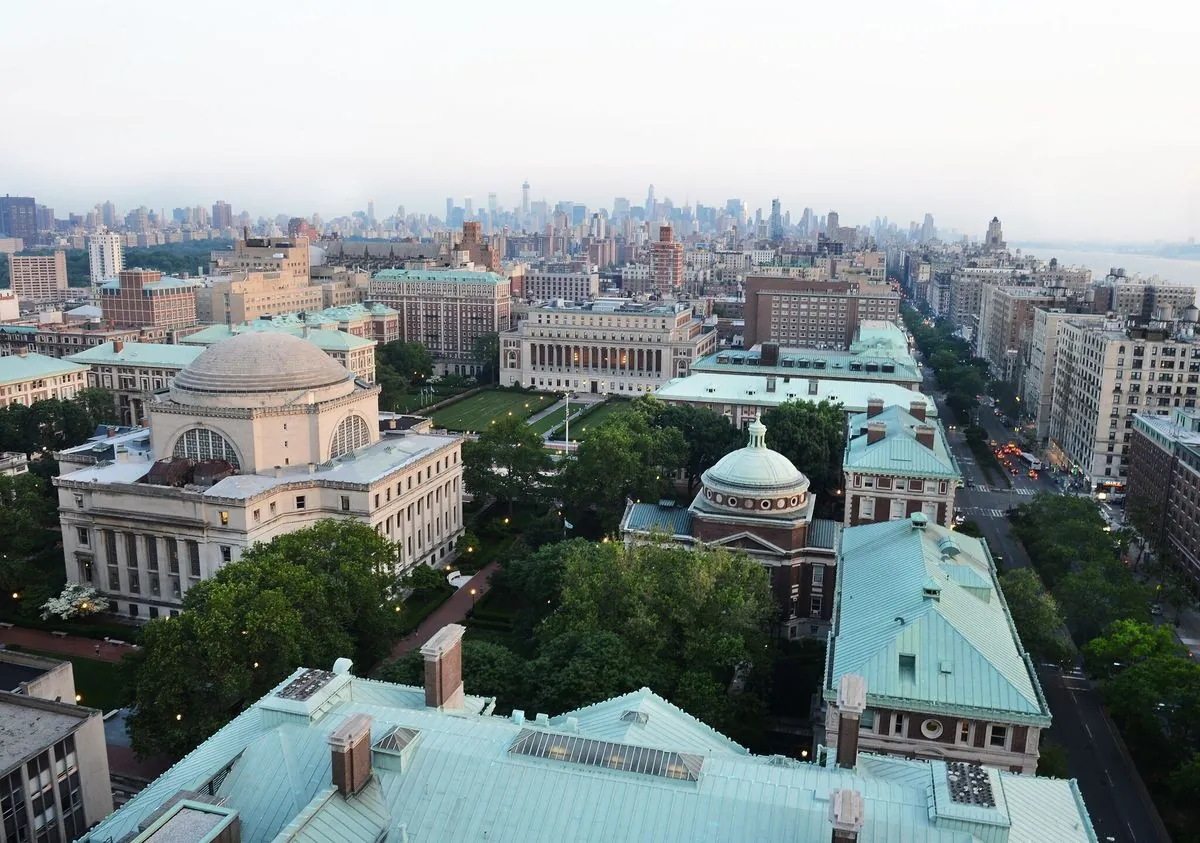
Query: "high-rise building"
1127 407 1200 580
87 230 124 286
645 184 656 219
445 197 454 224
920 213 936 243
100 200 118 229
984 217 1006 251
100 269 200 329
367 200 375 225
10 250 69 303
212 200 233 229
0 195 37 243
826 210 839 236
649 225 684 295
35 203 54 232
521 180 531 224
464 196 474 218
743 276 901 349
769 198 783 241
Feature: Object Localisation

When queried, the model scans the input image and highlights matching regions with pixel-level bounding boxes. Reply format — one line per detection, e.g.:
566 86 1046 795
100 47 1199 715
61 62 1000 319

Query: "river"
1012 244 1200 288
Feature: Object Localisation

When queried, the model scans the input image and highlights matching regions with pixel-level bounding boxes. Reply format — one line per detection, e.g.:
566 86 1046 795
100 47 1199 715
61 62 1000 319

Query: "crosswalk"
970 486 1036 496
962 507 1008 519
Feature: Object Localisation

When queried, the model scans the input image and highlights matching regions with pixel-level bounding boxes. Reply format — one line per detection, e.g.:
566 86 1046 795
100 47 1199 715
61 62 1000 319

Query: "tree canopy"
462 414 555 511
634 396 743 494
123 520 404 759
760 399 846 503
0 389 118 455
998 568 1073 666
473 333 500 385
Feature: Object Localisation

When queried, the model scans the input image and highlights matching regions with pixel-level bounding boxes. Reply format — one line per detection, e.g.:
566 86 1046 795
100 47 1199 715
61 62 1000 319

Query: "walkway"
0 626 134 663
387 561 500 660
525 399 566 426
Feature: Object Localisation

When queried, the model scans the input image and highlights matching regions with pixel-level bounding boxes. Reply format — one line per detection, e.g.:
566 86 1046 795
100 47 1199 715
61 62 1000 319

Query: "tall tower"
521 180 531 225
367 200 376 225
827 210 840 236
645 184 656 219
920 213 935 243
87 229 125 302
445 197 454 224
985 217 1007 251
769 198 783 241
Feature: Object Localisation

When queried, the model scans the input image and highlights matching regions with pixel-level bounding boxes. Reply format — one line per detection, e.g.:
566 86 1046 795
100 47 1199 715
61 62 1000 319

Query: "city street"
915 355 1171 843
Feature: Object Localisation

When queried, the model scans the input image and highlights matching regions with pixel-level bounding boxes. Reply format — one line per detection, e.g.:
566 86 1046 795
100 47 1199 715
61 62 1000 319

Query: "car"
1150 604 1164 616
954 514 966 526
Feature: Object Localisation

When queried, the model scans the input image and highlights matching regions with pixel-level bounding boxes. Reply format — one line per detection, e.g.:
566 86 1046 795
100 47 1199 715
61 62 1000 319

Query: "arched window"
330 415 371 458
173 428 240 468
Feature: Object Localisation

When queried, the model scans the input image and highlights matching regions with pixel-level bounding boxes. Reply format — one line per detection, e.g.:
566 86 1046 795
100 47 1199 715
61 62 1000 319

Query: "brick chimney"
866 421 887 445
421 623 466 710
113 339 124 353
909 400 926 421
328 713 374 797
915 424 935 449
829 789 866 842
866 397 884 418
835 673 868 770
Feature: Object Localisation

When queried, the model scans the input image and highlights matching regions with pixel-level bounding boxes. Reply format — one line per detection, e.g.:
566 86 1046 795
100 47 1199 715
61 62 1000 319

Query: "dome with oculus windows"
698 417 812 515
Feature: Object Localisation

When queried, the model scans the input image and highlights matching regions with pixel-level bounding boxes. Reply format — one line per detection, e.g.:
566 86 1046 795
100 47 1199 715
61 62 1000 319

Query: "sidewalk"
0 626 134 663
387 561 500 660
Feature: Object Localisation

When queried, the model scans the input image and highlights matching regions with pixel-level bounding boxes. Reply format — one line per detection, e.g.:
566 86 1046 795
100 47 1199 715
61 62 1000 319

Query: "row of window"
866 711 1013 750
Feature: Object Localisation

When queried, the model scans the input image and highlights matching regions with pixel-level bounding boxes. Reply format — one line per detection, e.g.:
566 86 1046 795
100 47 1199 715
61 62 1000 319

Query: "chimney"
909 400 926 421
328 713 374 798
866 397 884 418
915 424 935 449
766 376 777 393
421 623 466 710
829 789 866 843
835 674 868 770
307 462 316 474
866 421 887 445
113 339 124 353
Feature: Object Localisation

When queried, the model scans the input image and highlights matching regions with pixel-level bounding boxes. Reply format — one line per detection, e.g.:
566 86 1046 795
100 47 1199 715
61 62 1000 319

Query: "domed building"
55 333 466 622
620 417 840 638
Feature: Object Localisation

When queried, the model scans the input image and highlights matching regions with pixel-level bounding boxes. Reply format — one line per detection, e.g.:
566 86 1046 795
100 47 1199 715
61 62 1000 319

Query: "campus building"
823 515 1052 774
210 235 310 280
67 340 203 425
180 322 377 383
55 333 465 621
499 299 716 396
0 351 88 408
8 251 68 304
99 269 201 330
743 276 900 349
1127 408 1200 579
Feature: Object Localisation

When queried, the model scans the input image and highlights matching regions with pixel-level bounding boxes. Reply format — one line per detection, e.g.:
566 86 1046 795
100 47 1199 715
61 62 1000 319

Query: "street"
915 356 1171 843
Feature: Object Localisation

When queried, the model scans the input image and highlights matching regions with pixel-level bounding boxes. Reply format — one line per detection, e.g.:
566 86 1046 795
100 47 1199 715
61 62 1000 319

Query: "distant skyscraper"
920 213 936 243
612 197 630 221
0 195 37 243
464 196 474 218
87 230 124 287
984 217 1007 251
649 225 684 295
101 200 118 229
827 210 839 236
645 184 656 219
769 198 783 241
212 200 233 230
521 181 531 224
367 200 376 225
445 197 454 223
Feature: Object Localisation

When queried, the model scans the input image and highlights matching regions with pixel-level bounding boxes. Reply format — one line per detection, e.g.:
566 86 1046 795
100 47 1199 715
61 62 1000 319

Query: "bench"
50 630 68 638
104 638 127 646
0 622 13 629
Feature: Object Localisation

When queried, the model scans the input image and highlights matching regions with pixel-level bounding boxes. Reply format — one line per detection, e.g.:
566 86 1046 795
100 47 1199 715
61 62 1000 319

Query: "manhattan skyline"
2 0 1197 241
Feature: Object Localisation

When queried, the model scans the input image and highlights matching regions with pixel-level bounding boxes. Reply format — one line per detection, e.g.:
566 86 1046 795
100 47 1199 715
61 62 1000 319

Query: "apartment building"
743 276 900 349
67 340 203 425
523 267 600 302
0 351 88 408
0 323 160 359
842 400 960 528
1048 317 1200 490
1093 276 1196 320
196 270 325 324
9 251 68 303
99 269 200 330
56 333 465 621
649 225 684 294
1127 409 1200 579
86 230 123 286
1020 308 1071 442
825 515 1052 774
499 299 716 395
210 235 310 280
370 269 511 376
975 286 1073 381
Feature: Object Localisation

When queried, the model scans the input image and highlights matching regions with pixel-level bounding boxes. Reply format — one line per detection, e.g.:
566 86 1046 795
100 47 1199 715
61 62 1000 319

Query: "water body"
1012 244 1200 288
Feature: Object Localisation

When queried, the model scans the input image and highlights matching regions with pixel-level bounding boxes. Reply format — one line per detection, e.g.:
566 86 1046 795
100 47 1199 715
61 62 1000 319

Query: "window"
220 546 232 563
187 541 200 578
253 508 261 523
809 595 823 616
341 495 351 512
812 565 825 586
920 718 944 739
892 713 908 737
269 501 277 516
330 415 371 458
296 495 306 510
909 479 924 492
988 725 1008 748
958 721 972 744
129 603 139 618
890 498 907 520
75 527 89 546
166 538 179 574
859 497 875 519
173 427 240 468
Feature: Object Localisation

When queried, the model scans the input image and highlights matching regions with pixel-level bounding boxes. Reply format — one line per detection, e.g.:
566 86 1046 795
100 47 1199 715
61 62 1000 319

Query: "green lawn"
391 387 468 414
19 648 129 712
527 404 573 436
549 399 635 442
431 390 553 432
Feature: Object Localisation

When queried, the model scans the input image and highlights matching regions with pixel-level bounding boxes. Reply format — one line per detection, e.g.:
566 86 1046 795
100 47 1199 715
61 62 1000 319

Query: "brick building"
743 276 899 349
99 269 199 329
9 251 68 303
649 225 684 295
1127 408 1200 579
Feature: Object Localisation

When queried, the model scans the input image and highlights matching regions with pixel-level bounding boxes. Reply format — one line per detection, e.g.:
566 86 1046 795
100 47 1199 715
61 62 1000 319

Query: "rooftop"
67 341 204 368
0 351 87 386
82 660 1095 843
179 323 375 352
0 691 89 772
99 275 205 292
372 268 507 284
0 651 58 693
694 347 919 384
529 298 691 316
844 405 961 480
654 373 933 416
828 517 1050 723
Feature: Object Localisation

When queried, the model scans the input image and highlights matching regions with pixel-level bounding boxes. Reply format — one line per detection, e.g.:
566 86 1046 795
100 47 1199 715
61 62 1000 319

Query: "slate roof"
620 501 694 538
827 518 1050 724
844 405 961 480
83 662 1094 843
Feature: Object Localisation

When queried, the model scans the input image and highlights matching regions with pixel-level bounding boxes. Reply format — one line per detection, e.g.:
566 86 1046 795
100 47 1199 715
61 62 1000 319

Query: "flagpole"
564 391 570 452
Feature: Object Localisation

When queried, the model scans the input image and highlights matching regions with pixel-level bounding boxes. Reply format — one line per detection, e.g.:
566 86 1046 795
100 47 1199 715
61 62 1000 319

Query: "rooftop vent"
276 669 336 701
909 512 929 530
620 710 649 725
508 729 703 782
946 762 996 807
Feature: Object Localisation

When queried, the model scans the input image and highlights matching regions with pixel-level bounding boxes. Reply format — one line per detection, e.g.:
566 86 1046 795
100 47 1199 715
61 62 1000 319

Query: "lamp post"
563 391 571 451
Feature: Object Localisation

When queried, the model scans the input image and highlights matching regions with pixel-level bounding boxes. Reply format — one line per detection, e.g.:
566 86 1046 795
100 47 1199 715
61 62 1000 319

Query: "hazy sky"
3 0 1198 241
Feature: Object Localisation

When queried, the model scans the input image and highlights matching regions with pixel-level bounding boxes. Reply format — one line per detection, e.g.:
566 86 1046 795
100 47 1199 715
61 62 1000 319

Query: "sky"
3 0 1198 242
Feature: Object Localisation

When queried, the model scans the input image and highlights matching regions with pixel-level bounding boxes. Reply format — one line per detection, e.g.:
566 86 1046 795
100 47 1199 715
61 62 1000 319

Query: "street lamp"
469 588 477 609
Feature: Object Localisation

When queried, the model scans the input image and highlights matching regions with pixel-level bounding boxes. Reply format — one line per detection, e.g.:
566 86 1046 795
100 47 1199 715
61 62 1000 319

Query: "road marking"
1128 821 1137 840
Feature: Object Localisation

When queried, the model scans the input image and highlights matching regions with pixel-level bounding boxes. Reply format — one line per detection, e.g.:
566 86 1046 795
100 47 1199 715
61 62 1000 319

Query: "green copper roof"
67 341 203 368
621 502 694 537
372 269 506 284
844 405 961 480
181 323 375 351
0 352 87 386
827 518 1050 724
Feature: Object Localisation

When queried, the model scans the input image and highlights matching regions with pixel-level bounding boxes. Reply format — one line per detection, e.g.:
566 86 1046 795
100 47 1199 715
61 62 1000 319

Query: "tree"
473 333 500 385
40 584 110 620
635 397 742 494
760 399 846 502
1083 619 1185 677
378 340 433 384
76 388 120 427
378 638 530 712
402 564 449 600
1055 559 1150 644
999 569 1073 666
560 412 685 534
124 520 403 759
462 414 554 512
1102 655 1200 772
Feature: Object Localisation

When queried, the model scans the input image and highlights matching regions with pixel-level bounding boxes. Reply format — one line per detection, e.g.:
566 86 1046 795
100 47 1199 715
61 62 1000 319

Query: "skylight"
508 729 703 781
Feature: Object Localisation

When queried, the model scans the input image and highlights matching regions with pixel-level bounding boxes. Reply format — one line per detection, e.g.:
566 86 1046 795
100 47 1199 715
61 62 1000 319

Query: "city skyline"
2 0 1197 242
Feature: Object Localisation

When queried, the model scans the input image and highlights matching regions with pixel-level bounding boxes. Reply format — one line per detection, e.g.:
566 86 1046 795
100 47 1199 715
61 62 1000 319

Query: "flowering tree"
40 584 110 620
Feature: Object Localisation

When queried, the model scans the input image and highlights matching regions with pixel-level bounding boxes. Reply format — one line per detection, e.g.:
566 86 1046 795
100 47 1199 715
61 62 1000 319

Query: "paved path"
525 399 565 425
0 626 134 663
387 561 500 660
